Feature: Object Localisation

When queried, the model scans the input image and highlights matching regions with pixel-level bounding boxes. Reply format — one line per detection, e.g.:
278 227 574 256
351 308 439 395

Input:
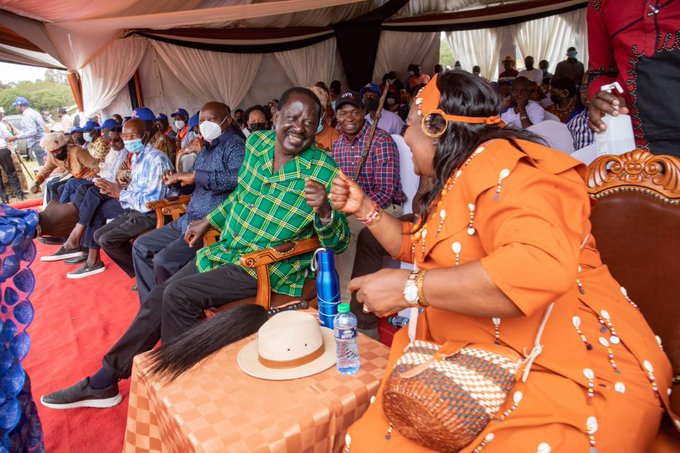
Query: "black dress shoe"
38 236 66 245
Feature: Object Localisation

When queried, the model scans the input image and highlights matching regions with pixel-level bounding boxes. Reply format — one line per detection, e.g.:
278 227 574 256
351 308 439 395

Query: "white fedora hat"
237 311 336 380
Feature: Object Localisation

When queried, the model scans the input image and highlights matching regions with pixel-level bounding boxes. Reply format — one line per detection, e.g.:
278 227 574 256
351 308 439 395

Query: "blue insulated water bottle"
312 248 341 329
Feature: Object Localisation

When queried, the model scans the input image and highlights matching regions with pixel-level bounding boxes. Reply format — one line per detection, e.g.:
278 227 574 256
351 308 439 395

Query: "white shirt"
0 121 11 149
518 68 544 85
501 101 545 128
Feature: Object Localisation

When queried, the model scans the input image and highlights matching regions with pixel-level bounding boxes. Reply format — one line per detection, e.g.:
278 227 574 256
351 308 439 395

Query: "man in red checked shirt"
331 90 406 307
587 0 680 156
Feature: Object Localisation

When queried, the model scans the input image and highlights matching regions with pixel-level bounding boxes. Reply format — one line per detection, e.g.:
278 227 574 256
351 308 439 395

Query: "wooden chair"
586 149 680 450
146 195 320 315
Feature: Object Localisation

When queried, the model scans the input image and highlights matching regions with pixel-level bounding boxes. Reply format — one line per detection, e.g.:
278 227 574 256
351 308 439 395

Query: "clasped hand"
162 170 195 186
95 178 122 198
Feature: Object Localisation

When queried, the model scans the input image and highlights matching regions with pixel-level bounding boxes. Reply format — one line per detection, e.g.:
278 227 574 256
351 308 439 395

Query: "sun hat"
237 311 336 380
40 132 67 152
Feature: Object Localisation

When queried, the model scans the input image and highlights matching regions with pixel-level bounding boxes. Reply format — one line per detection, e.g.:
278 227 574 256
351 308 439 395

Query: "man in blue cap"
360 82 404 135
6 96 47 165
154 113 175 141
83 120 110 161
133 107 176 163
170 108 190 148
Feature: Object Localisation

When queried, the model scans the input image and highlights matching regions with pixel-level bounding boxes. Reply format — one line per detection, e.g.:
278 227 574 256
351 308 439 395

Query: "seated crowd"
22 54 675 452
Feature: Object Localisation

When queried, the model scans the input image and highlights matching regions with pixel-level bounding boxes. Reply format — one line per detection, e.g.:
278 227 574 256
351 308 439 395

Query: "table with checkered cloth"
124 331 389 452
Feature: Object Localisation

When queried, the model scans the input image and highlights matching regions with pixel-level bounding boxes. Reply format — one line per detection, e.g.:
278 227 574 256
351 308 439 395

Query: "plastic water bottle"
313 248 341 329
595 82 636 157
334 303 360 375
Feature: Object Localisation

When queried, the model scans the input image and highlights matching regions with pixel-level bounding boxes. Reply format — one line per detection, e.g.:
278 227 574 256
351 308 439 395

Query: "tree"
0 80 75 116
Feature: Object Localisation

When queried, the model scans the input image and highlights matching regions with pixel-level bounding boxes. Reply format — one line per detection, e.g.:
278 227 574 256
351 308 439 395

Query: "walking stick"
12 149 34 181
352 80 392 181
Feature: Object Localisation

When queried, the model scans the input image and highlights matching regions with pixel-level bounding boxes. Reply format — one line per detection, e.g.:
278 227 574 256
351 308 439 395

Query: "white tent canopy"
0 0 588 117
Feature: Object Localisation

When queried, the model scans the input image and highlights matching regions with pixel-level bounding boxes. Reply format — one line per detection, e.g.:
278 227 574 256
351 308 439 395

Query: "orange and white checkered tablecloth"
124 331 389 453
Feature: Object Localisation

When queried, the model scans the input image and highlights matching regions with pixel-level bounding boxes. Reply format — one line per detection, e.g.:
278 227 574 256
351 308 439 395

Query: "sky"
0 62 48 84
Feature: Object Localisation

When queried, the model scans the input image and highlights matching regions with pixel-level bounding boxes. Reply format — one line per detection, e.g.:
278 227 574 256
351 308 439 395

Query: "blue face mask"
124 138 145 153
331 100 337 110
567 50 577 58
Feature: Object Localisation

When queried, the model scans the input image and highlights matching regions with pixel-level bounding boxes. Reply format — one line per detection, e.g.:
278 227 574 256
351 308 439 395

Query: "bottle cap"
338 303 350 313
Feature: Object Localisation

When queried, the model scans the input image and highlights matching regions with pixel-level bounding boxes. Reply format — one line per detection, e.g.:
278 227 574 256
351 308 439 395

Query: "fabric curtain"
512 8 588 74
150 40 262 109
372 30 438 82
445 28 501 80
274 38 336 86
80 37 148 117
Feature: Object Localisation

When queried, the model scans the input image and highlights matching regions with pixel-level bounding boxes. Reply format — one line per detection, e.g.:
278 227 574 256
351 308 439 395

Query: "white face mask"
199 117 228 142
83 132 92 142
174 120 185 130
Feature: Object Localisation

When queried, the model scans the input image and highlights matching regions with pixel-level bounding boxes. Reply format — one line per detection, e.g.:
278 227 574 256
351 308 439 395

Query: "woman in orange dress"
329 71 676 452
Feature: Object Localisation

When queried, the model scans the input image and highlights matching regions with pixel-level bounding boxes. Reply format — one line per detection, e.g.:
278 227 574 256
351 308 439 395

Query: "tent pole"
66 71 84 113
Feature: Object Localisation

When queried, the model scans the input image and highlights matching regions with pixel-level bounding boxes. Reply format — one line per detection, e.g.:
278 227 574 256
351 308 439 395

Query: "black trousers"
131 219 202 304
93 210 156 277
0 147 22 200
102 261 257 379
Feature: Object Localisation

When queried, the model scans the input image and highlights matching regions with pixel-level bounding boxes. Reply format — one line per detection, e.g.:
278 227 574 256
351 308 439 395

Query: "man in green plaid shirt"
40 89 350 409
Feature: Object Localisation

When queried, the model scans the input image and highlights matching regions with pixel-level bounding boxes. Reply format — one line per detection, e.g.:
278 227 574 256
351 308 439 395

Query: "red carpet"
22 242 138 453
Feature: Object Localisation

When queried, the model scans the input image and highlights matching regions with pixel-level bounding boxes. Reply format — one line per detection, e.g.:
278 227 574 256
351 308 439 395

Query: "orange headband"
415 74 502 126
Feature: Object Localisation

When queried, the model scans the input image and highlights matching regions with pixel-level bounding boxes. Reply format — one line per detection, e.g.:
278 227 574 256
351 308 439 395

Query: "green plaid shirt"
195 130 349 297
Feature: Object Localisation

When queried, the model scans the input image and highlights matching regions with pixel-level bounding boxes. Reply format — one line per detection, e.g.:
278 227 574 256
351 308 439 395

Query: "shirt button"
249 203 254 208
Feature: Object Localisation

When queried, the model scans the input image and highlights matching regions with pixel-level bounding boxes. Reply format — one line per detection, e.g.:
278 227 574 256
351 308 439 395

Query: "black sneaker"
40 377 122 409
38 236 66 246
66 262 105 279
40 245 85 262
64 255 87 265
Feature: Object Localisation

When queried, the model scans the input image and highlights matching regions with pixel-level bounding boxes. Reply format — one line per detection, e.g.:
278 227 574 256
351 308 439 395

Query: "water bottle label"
335 327 356 340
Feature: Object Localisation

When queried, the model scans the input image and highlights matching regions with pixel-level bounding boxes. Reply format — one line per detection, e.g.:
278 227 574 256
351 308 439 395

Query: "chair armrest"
239 237 321 268
239 237 321 310
146 195 191 229
203 228 220 247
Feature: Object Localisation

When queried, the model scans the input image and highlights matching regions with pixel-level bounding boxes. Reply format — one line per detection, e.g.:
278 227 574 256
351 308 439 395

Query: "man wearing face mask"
82 120 110 161
554 46 585 85
132 107 177 164
131 102 245 304
40 88 349 410
31 132 100 203
170 108 190 149
69 127 86 146
360 83 405 136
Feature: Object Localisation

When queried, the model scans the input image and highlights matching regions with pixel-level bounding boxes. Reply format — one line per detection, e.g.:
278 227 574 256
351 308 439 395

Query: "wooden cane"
352 80 392 181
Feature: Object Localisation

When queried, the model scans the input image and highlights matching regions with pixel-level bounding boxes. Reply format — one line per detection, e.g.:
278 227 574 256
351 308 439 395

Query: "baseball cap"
359 83 381 96
82 120 99 131
188 114 199 129
12 97 29 107
334 91 363 110
171 108 189 118
132 107 155 121
155 113 168 121
98 118 121 130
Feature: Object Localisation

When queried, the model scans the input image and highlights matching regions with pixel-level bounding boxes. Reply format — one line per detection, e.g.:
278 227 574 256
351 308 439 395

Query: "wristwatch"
403 271 420 306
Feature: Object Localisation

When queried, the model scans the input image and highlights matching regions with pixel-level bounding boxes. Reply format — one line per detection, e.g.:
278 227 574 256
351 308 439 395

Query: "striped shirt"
196 130 349 297
567 109 594 150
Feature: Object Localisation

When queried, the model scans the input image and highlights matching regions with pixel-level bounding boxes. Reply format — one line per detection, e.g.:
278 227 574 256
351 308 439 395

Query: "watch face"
404 285 418 303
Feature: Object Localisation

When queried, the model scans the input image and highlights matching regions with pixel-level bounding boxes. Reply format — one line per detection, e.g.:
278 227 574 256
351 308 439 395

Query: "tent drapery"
513 8 587 75
372 30 438 83
150 40 262 110
445 28 501 80
81 37 148 118
274 38 337 87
